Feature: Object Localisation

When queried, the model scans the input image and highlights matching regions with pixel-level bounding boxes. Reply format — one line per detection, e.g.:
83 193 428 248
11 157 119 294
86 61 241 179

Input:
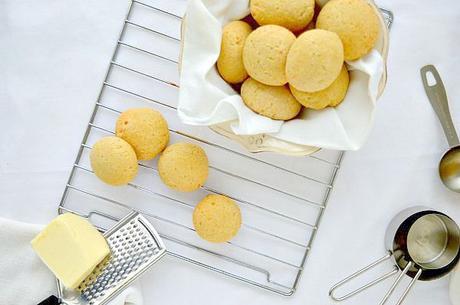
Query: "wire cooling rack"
58 0 394 296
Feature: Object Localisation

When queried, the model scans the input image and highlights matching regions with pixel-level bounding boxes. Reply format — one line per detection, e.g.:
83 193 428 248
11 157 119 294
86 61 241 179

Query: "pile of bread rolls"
217 0 380 120
89 108 242 243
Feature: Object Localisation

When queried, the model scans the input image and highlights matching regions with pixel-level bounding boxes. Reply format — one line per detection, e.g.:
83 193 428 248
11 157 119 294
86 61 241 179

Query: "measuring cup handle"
330 253 422 305
329 251 399 301
378 261 422 305
420 65 460 148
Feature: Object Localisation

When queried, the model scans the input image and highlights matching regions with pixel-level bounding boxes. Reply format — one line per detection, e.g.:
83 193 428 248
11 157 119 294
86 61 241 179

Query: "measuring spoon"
421 65 460 192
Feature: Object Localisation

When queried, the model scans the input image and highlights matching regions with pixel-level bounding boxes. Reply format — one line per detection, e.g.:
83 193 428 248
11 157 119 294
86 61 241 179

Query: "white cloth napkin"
0 217 143 305
178 0 384 151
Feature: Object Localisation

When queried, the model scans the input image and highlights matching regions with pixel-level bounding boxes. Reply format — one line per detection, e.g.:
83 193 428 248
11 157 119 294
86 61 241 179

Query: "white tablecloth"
1 0 460 304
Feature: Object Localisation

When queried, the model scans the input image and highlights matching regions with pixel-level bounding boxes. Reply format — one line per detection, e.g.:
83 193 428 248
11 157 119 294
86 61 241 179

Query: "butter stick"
31 213 110 289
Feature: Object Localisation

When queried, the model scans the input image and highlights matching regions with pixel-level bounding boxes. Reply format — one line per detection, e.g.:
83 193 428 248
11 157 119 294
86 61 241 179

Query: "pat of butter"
31 213 110 289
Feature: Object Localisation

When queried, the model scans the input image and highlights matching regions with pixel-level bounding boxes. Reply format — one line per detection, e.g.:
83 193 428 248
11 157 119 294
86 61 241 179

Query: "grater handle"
37 295 60 305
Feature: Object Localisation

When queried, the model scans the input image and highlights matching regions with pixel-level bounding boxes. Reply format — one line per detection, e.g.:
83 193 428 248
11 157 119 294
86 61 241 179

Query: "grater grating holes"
60 213 165 304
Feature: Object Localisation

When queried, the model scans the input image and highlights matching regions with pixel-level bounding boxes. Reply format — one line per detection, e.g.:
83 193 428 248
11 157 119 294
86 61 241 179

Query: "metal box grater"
58 0 394 296
57 211 166 305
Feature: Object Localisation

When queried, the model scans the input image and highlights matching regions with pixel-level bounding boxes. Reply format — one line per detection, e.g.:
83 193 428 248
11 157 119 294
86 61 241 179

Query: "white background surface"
1 0 460 304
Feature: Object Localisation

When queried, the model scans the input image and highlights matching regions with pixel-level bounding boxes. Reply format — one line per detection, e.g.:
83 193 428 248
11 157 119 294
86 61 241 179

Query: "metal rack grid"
58 0 393 296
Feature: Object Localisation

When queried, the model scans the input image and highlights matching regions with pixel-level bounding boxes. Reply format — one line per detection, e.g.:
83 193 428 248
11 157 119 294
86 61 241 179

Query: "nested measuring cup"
329 207 460 305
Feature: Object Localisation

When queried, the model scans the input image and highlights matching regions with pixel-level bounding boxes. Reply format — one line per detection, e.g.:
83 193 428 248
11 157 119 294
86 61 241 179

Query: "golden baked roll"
158 143 208 192
290 65 350 109
193 194 242 243
90 136 138 186
243 25 296 86
316 0 380 60
250 0 315 32
286 29 344 92
217 21 252 84
115 108 169 161
241 78 301 120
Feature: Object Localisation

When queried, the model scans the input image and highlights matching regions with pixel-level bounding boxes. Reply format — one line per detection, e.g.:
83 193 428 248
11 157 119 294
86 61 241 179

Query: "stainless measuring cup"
329 206 460 305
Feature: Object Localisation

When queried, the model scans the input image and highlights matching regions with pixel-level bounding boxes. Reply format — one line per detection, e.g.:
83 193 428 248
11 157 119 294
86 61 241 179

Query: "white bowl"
180 0 389 156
